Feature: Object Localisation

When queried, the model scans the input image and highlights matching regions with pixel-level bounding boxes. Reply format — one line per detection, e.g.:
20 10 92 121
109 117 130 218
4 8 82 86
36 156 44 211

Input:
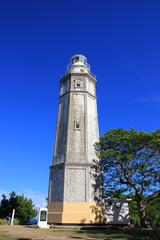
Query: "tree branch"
144 191 160 205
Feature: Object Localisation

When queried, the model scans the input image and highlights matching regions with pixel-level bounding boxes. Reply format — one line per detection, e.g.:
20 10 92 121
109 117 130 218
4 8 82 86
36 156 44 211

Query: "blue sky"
0 0 160 206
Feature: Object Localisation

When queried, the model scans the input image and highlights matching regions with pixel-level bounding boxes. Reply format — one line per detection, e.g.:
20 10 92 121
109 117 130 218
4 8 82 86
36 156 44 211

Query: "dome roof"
67 54 90 73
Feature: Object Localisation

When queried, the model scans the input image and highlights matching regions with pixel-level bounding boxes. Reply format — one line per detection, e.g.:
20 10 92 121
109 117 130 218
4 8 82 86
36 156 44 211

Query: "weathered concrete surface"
48 55 99 224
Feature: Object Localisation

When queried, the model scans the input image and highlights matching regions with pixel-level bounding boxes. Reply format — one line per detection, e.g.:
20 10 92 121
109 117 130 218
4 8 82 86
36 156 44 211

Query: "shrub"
0 218 8 225
13 218 19 225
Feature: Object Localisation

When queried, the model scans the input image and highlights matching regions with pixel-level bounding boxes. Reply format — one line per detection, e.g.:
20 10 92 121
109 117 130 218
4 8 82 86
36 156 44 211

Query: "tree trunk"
136 199 148 228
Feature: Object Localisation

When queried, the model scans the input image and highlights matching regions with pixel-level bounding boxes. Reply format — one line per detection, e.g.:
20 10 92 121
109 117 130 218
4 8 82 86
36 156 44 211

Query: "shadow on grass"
74 229 159 240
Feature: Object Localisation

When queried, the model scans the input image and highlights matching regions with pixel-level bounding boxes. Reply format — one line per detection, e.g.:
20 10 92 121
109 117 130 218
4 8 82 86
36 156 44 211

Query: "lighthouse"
48 55 99 224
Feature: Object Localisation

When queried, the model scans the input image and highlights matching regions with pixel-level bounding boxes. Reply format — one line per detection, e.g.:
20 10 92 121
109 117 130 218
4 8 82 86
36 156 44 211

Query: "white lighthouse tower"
48 54 99 224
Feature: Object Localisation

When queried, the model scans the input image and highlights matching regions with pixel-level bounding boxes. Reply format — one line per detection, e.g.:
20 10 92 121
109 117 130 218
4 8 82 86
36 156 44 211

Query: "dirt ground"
0 225 159 240
0 225 86 240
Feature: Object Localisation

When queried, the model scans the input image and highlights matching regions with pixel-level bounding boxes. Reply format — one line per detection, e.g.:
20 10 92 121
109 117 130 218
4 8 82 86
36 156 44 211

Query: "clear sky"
0 0 160 206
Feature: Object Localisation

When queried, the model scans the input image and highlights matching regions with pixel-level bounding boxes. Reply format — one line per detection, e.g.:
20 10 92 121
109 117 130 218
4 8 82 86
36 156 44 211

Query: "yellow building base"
48 202 106 224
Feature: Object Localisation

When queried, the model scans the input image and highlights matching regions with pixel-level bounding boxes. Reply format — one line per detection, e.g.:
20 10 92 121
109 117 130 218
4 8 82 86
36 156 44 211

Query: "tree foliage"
146 198 160 227
93 128 160 227
0 191 35 224
128 195 160 227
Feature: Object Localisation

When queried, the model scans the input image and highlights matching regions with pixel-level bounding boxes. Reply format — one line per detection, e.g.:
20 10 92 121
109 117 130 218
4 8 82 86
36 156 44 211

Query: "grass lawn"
0 236 17 240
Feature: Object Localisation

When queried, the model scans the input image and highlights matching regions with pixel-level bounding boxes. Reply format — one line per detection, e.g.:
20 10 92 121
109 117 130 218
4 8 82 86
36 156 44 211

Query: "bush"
146 198 160 227
0 218 19 225
13 218 19 225
129 196 160 227
0 218 8 225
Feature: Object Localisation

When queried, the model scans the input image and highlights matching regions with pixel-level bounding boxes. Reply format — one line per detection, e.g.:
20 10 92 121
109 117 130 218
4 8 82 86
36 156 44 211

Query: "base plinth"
48 202 100 224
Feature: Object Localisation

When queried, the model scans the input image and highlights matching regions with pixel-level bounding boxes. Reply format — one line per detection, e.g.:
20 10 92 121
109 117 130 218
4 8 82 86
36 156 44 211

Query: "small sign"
40 210 47 221
37 208 49 228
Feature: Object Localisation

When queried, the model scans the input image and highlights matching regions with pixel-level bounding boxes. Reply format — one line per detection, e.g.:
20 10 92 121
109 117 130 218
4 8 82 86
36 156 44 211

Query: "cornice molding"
60 72 97 84
59 90 96 100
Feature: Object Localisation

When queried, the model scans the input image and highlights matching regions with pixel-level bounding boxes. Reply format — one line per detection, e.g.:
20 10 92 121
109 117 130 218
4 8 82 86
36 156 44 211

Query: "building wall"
48 71 99 224
53 94 69 165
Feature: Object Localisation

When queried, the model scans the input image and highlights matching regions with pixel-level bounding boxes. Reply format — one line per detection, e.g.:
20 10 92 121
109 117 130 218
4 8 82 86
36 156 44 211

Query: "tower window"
74 121 80 130
76 82 81 88
72 56 79 64
76 122 80 129
75 80 82 88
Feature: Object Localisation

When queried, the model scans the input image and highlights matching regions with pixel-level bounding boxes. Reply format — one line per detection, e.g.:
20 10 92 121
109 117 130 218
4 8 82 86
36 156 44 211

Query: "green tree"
16 194 35 224
0 192 35 224
93 129 160 227
0 194 9 217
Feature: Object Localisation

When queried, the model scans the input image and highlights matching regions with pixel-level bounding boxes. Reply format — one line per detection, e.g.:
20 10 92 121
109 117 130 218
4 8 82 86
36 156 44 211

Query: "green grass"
0 236 17 240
